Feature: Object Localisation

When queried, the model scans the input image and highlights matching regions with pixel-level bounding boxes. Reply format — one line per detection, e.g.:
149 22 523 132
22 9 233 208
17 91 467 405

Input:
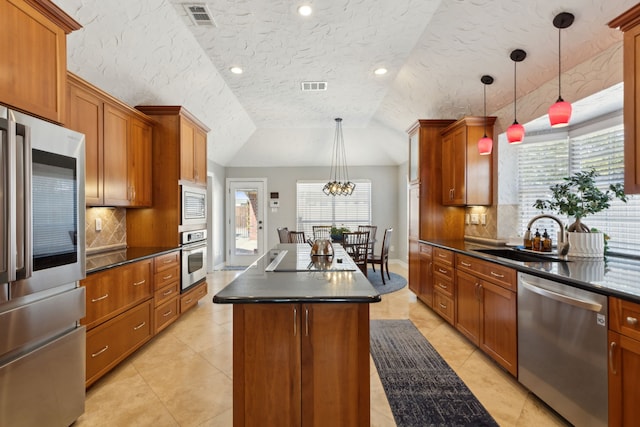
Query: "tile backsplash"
85 207 127 252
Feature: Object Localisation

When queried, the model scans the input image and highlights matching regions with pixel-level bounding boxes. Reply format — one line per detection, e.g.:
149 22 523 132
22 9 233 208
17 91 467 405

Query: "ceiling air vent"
301 81 328 91
184 3 215 26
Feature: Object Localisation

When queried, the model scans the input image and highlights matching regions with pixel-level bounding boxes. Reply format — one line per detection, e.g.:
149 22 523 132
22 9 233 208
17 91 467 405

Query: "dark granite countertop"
213 243 381 304
86 246 180 274
423 239 640 303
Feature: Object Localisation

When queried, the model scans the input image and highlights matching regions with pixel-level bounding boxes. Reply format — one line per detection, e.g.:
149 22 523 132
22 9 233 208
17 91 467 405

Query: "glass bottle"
542 229 552 252
533 229 541 251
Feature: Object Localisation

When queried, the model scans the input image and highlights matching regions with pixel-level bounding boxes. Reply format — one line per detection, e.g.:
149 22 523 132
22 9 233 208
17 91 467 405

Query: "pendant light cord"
557 27 562 101
513 60 517 122
483 83 487 138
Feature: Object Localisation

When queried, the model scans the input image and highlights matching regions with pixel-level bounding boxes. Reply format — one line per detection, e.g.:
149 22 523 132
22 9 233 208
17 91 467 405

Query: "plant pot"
567 232 604 258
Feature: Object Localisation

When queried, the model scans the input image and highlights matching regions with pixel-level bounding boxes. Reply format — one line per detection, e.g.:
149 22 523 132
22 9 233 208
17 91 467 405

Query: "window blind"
517 123 640 255
296 181 372 237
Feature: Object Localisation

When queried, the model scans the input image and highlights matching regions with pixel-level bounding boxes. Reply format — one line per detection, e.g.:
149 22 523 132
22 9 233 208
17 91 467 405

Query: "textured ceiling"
56 0 637 167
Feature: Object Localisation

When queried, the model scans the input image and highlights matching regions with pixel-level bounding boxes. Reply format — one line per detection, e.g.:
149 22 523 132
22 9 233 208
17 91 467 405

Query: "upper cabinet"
66 72 153 207
441 116 495 206
179 117 208 185
609 4 640 194
0 0 81 123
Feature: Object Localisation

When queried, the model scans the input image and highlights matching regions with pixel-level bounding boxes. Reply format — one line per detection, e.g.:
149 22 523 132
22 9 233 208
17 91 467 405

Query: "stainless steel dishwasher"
518 272 608 427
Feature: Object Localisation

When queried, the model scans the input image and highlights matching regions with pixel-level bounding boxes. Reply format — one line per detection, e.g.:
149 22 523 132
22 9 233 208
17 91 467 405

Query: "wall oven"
181 229 207 292
181 184 206 226
1 107 86 426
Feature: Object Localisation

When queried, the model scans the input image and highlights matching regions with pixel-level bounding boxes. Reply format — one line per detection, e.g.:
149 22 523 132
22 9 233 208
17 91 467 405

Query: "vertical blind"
296 181 372 238
517 123 640 255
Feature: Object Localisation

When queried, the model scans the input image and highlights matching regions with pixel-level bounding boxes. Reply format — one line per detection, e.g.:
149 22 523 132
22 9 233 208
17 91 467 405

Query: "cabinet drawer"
433 262 454 281
86 300 152 386
433 248 454 266
433 290 454 325
155 251 180 273
433 274 454 298
457 254 516 291
154 282 180 307
155 298 179 334
181 281 208 313
610 297 640 340
419 243 432 257
154 265 179 290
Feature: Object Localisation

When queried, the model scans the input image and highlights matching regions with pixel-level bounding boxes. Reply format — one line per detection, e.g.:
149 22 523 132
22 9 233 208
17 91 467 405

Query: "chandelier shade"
323 118 355 196
548 12 574 128
507 49 526 144
478 75 493 156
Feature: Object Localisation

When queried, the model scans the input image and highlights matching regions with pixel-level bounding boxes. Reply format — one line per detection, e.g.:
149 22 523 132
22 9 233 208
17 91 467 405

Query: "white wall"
208 160 227 270
225 165 403 261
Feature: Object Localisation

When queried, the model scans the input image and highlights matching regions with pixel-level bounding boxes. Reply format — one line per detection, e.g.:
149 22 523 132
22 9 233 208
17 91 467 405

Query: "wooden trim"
136 105 211 132
406 119 455 134
441 115 497 135
608 4 640 32
22 0 82 33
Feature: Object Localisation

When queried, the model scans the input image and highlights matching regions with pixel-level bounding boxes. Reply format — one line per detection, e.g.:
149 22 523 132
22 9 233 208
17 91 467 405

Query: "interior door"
226 179 267 266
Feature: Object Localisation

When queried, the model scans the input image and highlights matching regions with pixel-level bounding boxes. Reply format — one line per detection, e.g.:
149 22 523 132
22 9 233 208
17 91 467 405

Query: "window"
517 121 640 255
296 181 372 237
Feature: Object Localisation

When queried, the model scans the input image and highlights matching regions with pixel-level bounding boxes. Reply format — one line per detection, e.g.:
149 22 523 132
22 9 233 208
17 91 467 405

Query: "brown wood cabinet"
153 251 180 334
233 302 370 427
81 258 153 387
455 254 517 376
128 106 210 247
408 184 420 295
432 247 455 324
0 0 80 123
415 243 434 307
441 116 495 206
180 280 208 313
608 296 640 425
66 73 153 207
609 5 640 194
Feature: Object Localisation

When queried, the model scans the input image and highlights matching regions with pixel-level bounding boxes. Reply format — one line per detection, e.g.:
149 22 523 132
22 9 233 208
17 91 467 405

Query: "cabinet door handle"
185 298 193 304
133 279 146 286
91 345 109 358
163 259 173 264
438 283 447 289
91 293 109 303
293 307 297 337
460 261 471 267
162 274 173 280
437 268 448 274
162 289 173 296
305 306 310 336
609 341 617 375
438 253 448 259
133 321 146 331
162 310 173 317
439 302 447 309
490 271 504 278
626 316 638 326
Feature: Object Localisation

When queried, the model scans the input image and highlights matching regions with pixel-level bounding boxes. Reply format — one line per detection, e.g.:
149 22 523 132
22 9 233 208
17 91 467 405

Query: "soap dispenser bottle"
533 229 541 251
542 229 552 252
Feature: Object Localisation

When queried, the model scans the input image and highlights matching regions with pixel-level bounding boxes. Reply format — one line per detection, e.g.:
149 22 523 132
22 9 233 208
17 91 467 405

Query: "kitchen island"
214 244 381 427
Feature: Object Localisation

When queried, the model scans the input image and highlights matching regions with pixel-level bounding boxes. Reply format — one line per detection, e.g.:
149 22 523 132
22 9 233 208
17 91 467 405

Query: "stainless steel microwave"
181 184 206 226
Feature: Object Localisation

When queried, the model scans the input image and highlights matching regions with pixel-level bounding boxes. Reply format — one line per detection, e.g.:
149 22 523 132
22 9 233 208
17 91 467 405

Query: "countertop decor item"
323 118 356 196
533 168 626 257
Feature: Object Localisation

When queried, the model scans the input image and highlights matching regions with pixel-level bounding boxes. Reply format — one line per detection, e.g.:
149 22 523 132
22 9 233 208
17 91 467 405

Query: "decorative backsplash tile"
85 207 127 252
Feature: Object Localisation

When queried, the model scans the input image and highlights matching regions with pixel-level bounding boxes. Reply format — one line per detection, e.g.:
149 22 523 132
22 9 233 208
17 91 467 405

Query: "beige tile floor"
75 264 570 426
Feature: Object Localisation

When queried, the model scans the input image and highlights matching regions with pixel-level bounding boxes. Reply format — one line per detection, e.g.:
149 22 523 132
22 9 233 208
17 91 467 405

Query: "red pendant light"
507 49 526 144
548 12 575 128
478 75 493 156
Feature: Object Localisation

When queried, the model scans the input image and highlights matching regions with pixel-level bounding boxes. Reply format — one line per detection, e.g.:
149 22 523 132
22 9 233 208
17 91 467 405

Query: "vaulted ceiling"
56 0 637 167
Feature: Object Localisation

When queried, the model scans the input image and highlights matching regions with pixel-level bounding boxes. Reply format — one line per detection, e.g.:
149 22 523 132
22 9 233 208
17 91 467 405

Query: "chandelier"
323 118 355 196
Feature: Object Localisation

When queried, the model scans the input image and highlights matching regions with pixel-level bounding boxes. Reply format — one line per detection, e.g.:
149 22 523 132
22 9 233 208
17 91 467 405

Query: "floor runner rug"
370 319 498 427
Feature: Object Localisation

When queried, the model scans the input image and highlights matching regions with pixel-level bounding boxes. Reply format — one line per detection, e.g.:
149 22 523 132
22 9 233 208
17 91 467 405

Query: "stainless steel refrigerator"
1 107 86 426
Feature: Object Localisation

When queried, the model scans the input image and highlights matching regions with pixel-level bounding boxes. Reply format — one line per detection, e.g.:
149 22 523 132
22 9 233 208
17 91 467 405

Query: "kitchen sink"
473 248 569 263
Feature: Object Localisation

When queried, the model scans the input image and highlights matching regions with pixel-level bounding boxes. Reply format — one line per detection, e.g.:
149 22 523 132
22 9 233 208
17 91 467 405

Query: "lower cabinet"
86 300 152 386
432 248 455 325
232 302 370 427
609 297 640 425
455 254 517 376
417 243 434 307
181 281 208 313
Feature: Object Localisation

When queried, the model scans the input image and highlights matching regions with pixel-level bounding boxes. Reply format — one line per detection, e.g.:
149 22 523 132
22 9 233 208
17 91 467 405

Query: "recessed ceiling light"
297 5 312 16
230 66 243 74
374 68 388 75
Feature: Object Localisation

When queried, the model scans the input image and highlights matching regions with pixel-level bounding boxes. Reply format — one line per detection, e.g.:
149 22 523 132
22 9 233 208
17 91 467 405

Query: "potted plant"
330 226 350 241
533 169 626 257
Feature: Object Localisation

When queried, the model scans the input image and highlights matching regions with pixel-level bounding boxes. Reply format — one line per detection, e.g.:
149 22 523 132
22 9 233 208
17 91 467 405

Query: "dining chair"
342 231 369 276
277 227 290 243
312 225 332 240
288 231 307 243
370 228 393 285
357 225 377 258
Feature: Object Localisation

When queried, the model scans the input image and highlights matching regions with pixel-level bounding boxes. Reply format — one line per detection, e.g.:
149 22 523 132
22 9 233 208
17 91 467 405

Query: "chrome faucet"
524 214 570 256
